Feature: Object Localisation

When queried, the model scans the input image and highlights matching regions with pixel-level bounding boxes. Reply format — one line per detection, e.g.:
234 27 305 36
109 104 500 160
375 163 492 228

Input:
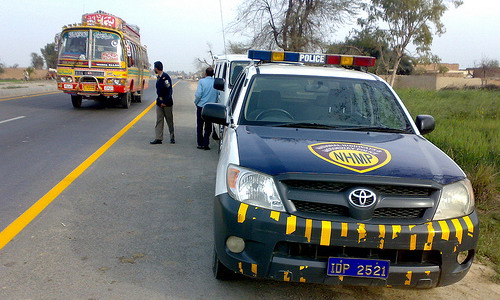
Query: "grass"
397 88 500 281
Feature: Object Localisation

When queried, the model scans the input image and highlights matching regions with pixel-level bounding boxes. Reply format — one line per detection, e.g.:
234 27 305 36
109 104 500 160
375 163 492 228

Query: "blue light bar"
248 50 272 61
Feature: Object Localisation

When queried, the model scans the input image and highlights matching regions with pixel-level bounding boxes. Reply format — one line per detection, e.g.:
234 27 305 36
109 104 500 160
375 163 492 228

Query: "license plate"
82 84 96 91
327 257 390 279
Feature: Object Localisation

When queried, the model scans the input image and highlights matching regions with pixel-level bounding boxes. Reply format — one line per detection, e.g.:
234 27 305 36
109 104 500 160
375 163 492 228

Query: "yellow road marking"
0 91 61 102
0 83 177 250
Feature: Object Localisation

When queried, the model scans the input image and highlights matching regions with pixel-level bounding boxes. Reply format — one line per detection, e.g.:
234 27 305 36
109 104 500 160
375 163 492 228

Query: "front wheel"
134 90 142 103
71 95 82 108
120 92 131 109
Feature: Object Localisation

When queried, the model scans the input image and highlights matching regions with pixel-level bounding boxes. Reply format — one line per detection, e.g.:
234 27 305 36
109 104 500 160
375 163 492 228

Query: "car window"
228 70 247 114
240 75 411 132
229 61 251 87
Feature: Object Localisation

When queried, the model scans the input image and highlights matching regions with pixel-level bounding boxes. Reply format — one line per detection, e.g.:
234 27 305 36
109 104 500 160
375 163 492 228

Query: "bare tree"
231 0 360 52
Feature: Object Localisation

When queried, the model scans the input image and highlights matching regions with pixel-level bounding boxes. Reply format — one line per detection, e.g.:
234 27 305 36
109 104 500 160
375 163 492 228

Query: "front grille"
373 207 425 219
283 180 433 196
274 242 441 265
75 77 104 83
292 201 425 219
293 201 347 216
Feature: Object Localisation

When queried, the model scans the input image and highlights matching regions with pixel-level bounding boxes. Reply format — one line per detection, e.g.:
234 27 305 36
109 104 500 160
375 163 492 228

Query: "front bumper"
214 193 479 288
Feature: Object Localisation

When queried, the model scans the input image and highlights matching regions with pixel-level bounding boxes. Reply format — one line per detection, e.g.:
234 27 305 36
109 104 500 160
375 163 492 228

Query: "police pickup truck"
202 50 478 288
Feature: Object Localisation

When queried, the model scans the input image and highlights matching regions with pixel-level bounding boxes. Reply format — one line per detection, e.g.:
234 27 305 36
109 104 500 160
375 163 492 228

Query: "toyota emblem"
348 188 377 208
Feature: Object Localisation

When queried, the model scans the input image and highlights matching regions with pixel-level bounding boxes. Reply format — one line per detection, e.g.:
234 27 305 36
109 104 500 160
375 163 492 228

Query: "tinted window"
240 75 412 132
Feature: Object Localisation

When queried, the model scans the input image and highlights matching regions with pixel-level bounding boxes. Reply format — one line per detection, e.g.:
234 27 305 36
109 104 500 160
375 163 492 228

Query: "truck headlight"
227 164 285 212
433 179 475 220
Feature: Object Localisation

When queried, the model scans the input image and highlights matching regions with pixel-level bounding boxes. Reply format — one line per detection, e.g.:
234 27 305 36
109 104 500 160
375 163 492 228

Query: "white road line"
0 116 26 124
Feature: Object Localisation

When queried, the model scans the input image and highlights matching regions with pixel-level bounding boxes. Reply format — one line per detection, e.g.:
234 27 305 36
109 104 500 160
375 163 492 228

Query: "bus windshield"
92 31 123 61
59 31 89 60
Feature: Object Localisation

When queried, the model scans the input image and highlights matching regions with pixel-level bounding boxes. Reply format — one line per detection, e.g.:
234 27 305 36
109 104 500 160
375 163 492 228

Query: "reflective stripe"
270 211 280 221
320 221 332 246
357 223 366 243
304 219 313 242
341 222 348 237
286 215 296 234
237 203 248 223
463 216 474 236
424 222 435 251
438 220 450 241
452 219 463 244
378 225 386 249
392 225 402 239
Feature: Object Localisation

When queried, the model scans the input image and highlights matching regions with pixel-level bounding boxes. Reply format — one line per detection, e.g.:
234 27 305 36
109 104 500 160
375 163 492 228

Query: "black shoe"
150 139 162 144
197 146 204 149
203 146 211 150
170 139 175 144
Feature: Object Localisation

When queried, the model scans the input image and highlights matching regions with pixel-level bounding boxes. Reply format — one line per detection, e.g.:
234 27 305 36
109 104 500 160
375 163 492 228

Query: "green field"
398 88 499 280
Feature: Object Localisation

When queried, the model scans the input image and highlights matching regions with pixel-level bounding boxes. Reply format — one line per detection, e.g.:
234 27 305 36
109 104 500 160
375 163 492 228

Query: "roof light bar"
247 50 376 67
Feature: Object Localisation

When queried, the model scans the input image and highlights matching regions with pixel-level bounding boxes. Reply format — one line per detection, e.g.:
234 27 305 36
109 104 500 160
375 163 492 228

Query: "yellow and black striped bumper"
214 193 479 288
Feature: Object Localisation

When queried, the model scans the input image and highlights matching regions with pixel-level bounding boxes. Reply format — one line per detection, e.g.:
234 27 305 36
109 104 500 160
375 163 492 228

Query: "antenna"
218 0 227 56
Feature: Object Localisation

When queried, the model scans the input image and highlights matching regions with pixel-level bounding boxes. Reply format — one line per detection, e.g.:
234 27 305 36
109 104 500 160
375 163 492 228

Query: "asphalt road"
0 81 496 300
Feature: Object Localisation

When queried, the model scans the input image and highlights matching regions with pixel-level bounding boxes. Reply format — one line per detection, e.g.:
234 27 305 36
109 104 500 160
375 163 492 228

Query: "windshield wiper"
339 126 411 133
272 122 339 129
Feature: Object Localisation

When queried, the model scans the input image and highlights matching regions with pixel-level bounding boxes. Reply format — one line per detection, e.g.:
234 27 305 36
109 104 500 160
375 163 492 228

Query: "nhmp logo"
308 142 391 173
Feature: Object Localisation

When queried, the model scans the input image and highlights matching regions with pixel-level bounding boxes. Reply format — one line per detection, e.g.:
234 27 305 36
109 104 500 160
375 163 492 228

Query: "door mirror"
415 115 435 135
202 103 228 125
214 78 225 91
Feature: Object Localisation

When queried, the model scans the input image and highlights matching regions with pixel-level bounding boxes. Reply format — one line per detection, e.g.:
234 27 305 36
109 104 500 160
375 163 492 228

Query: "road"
0 81 498 299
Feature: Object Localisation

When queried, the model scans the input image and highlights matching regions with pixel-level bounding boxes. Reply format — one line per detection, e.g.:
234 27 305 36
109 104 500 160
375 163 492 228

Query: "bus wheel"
120 92 131 109
71 95 82 108
134 91 142 103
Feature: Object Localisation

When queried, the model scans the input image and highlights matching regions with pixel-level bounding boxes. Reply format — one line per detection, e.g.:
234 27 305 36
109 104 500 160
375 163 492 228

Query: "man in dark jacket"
150 61 175 144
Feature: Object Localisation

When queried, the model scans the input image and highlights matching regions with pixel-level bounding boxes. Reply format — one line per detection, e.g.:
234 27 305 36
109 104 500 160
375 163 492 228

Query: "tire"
134 91 142 103
212 248 236 280
120 92 131 109
71 95 82 108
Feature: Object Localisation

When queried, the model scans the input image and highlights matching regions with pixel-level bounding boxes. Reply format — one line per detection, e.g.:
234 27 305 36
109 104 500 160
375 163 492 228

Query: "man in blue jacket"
151 61 175 144
194 67 218 150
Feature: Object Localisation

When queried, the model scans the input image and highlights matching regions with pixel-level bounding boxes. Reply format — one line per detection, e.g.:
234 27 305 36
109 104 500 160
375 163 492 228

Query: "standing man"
194 67 218 150
150 61 175 145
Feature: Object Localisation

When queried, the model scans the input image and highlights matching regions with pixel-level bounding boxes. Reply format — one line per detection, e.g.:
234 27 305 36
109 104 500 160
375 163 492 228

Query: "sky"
0 0 498 72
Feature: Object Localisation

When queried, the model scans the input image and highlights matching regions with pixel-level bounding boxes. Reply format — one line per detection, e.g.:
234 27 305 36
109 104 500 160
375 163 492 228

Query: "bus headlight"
433 179 475 220
227 164 285 212
58 76 73 83
106 78 126 85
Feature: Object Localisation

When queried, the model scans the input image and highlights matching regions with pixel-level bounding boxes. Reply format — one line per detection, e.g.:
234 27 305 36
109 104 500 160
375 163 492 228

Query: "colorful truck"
55 11 149 108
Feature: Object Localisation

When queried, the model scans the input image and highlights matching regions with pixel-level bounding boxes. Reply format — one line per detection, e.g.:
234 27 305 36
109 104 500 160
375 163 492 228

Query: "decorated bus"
55 11 149 108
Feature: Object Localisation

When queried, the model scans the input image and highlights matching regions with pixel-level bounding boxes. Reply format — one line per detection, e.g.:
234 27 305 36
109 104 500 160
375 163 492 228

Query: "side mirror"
202 103 228 125
415 115 435 135
214 78 225 91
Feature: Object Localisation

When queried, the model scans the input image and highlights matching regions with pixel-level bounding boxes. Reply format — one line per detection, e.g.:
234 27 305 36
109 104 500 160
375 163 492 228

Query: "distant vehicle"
212 54 255 141
55 11 149 108
203 49 478 288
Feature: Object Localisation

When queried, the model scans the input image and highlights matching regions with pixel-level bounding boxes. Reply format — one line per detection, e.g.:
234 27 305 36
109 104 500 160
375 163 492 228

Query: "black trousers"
196 106 212 147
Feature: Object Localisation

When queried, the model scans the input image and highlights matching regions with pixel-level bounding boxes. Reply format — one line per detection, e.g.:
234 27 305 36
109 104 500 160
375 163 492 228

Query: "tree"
364 0 462 86
31 52 44 69
228 41 251 55
231 0 361 52
41 43 58 69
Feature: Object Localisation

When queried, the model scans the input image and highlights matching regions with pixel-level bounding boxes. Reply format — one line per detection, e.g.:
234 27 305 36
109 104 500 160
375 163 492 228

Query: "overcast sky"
0 0 498 72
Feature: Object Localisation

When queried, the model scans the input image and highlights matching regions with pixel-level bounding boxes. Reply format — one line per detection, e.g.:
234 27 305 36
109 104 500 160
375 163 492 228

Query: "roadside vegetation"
399 88 500 281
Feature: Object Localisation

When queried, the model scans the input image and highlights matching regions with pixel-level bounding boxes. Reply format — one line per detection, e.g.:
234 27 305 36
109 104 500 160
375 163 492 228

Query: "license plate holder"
82 84 96 91
327 257 390 279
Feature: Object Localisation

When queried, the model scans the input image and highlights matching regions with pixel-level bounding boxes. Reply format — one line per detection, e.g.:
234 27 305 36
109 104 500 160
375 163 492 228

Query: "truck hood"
236 125 465 185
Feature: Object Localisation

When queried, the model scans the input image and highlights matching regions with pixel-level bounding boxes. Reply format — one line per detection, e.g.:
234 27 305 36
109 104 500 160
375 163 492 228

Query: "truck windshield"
241 75 412 133
92 31 123 61
59 31 89 60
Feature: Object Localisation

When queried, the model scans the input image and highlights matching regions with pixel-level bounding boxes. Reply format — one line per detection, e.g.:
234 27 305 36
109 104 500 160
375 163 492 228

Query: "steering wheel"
255 109 295 120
